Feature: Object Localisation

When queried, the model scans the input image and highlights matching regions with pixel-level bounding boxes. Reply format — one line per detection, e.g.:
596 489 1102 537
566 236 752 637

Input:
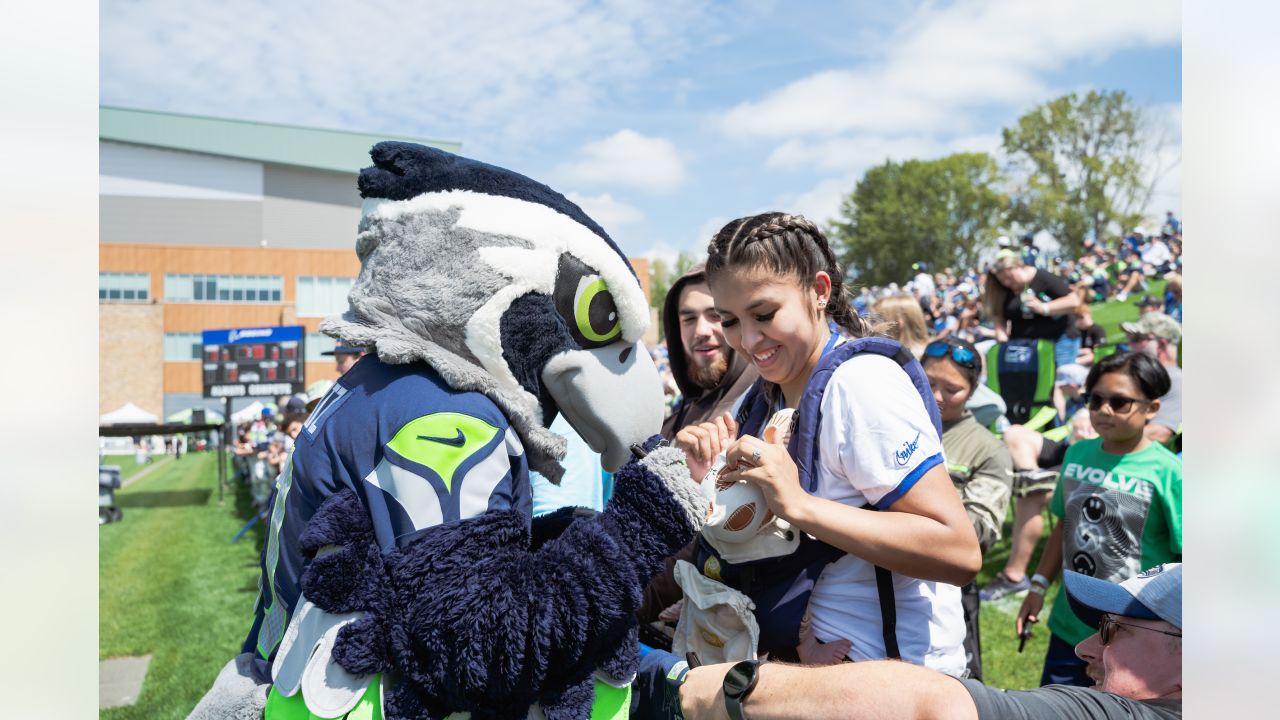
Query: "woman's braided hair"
705 212 884 340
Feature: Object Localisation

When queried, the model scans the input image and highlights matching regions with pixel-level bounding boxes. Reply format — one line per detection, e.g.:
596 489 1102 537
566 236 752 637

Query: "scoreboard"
202 325 306 399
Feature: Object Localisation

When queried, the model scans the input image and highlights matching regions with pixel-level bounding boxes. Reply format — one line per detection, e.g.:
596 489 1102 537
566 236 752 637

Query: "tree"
1001 90 1167 256
828 152 1008 287
647 250 698 339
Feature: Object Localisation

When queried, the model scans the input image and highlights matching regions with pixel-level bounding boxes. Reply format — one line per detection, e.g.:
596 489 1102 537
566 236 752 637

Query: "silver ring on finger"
750 447 762 464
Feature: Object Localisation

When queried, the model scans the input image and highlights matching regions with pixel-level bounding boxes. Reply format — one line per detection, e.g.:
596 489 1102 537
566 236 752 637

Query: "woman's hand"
721 435 809 522
1016 590 1045 637
674 411 738 481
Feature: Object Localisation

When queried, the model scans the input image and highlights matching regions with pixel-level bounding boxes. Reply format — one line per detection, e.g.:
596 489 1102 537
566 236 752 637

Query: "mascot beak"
541 341 663 471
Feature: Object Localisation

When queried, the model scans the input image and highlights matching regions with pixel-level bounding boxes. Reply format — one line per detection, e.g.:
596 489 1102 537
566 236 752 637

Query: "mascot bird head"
321 142 662 481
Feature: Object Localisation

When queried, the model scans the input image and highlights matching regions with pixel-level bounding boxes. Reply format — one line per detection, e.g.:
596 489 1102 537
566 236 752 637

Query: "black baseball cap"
321 346 365 356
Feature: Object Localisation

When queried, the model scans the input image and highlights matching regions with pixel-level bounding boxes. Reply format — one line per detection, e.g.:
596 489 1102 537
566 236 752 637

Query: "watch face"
723 661 758 696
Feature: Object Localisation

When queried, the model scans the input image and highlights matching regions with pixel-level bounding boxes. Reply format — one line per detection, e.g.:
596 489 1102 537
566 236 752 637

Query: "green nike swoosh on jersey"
386 412 499 491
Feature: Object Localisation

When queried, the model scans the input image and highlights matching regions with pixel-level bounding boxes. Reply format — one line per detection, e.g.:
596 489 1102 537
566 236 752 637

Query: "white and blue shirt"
806 353 968 676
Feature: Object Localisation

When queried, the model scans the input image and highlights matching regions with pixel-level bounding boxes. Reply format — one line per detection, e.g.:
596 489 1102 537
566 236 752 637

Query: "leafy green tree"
1002 90 1166 255
647 250 698 339
829 152 1008 286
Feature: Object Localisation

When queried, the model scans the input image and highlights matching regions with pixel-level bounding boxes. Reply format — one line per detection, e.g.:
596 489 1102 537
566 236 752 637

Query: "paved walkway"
100 655 151 709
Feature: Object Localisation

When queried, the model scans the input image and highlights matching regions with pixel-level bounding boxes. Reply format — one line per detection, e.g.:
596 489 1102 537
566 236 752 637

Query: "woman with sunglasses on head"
675 213 980 676
920 337 1015 681
1016 351 1182 688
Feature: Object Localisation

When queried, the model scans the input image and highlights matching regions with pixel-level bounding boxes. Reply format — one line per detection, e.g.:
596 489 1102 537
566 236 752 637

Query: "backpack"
985 339 1058 431
691 336 942 660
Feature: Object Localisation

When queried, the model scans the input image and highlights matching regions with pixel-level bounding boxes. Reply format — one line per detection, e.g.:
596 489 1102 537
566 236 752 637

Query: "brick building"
98 106 650 419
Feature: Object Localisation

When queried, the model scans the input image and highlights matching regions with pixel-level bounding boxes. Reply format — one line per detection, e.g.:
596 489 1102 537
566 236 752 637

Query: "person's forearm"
788 494 980 586
682 661 979 720
1032 521 1064 582
1042 293 1080 316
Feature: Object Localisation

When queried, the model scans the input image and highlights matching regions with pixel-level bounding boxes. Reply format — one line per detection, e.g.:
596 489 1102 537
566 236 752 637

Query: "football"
724 502 757 531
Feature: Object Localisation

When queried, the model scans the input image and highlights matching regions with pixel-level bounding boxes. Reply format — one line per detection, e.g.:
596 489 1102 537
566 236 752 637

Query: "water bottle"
1020 288 1036 319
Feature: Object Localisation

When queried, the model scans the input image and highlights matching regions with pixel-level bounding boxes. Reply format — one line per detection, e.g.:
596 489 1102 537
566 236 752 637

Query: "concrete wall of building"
100 141 265 200
100 303 165 418
100 196 264 246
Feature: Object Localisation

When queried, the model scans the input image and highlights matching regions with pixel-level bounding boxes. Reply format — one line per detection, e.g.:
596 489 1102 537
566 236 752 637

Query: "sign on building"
202 326 305 399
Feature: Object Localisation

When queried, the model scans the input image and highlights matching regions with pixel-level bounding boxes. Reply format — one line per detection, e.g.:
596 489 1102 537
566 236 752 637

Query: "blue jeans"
1054 335 1082 368
1040 632 1092 687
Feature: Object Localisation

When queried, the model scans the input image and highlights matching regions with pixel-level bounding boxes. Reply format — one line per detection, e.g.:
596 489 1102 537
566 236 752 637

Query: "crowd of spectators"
648 213 1183 718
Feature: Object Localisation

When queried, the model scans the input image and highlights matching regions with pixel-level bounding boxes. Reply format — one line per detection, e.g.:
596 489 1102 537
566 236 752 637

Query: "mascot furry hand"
189 142 708 720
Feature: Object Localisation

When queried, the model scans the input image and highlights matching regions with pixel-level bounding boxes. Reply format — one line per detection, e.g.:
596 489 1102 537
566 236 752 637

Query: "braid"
706 212 883 340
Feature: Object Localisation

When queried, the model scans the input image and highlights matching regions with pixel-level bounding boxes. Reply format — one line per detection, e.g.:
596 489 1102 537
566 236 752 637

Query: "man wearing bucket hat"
679 563 1182 719
1121 313 1182 445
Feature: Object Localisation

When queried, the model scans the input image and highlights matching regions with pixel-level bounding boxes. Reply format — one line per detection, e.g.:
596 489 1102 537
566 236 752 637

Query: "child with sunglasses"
1016 351 1182 687
921 337 1014 681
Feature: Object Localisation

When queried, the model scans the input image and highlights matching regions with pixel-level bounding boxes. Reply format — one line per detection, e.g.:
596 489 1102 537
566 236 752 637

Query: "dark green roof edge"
100 105 462 175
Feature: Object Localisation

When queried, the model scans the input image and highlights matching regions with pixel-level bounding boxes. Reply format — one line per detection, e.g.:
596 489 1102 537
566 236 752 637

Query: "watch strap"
723 660 761 720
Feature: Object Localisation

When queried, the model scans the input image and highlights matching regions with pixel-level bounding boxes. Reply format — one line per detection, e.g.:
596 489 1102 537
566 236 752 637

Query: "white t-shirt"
804 353 969 676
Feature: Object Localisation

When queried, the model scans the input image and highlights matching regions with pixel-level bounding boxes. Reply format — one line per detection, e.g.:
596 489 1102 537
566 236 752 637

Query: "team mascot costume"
190 142 709 720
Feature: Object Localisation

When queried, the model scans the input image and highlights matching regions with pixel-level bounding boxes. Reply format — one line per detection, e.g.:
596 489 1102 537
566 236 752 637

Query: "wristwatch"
723 659 762 720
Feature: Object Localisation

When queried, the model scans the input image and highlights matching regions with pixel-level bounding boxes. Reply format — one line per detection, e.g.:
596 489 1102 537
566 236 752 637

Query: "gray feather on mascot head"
321 141 663 482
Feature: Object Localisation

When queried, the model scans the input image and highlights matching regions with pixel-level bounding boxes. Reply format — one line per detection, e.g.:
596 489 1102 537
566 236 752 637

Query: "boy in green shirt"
1017 351 1182 687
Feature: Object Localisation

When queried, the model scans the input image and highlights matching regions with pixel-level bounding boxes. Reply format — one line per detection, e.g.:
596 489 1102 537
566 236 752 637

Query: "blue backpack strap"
734 377 770 438
789 336 941 493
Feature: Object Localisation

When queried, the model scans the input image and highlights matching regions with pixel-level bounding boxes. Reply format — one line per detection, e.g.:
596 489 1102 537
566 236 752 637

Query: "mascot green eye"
554 253 623 349
574 277 621 344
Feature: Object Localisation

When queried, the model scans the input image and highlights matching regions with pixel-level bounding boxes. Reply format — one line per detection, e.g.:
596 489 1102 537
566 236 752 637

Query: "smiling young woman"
674 212 981 676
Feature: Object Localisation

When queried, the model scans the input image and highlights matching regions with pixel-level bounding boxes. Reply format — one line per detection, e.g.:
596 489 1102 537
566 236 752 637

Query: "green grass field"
1090 279 1166 345
100 454 161 482
100 453 264 719
974 509 1060 689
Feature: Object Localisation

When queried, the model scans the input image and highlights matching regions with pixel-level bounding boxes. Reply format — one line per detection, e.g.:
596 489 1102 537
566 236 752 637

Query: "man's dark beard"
689 352 730 391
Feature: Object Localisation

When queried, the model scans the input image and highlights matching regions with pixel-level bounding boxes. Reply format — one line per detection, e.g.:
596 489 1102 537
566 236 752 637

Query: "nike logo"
418 429 466 447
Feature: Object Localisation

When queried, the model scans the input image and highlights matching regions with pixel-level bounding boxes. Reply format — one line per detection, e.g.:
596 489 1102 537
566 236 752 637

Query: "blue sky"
101 0 1181 261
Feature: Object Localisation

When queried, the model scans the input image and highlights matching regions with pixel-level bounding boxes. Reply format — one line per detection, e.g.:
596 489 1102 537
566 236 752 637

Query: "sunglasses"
1084 392 1151 414
924 340 978 370
1099 615 1182 646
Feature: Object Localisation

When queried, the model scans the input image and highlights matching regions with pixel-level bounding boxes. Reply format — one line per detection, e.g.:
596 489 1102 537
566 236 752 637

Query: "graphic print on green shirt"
1048 438 1181 644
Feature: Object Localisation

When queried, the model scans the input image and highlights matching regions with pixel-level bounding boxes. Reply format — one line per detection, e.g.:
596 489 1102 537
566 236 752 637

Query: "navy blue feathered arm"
297 444 705 720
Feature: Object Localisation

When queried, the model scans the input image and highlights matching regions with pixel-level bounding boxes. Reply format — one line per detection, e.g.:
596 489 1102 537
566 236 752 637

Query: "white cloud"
1142 103 1182 218
556 130 686 194
770 176 859 228
721 0 1180 138
101 0 722 149
565 192 644 228
633 240 684 267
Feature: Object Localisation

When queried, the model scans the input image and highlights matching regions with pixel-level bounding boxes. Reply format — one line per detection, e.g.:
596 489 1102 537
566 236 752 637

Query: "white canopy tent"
99 402 160 425
230 401 274 425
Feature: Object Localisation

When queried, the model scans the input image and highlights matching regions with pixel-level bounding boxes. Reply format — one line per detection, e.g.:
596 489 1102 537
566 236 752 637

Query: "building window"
164 332 203 361
296 276 355 317
164 274 283 303
99 272 150 302
306 332 336 361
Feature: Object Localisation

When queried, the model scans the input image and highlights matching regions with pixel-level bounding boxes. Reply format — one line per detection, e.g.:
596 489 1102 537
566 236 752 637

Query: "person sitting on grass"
678 563 1183 720
921 336 1014 681
1016 351 1181 687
